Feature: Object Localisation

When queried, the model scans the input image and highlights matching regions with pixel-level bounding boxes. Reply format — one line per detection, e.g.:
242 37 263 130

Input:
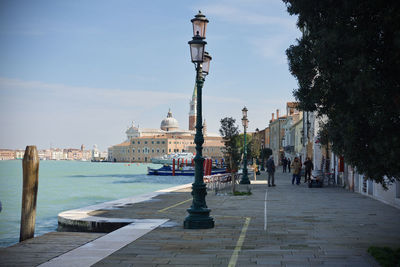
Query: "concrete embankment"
57 183 192 232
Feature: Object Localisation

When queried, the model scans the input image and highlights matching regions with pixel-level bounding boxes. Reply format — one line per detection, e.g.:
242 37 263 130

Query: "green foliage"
284 0 400 185
219 117 241 172
368 246 400 267
260 148 272 160
237 133 253 161
249 136 261 160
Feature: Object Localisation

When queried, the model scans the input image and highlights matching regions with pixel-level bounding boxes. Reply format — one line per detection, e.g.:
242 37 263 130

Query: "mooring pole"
20 146 39 242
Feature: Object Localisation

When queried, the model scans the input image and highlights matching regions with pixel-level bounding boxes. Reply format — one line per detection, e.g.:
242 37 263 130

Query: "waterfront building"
108 109 224 163
15 150 25 160
0 149 15 160
188 84 197 131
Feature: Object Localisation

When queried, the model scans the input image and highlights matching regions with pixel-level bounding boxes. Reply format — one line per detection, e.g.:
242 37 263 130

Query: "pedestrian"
303 157 314 183
282 157 288 173
291 157 302 185
287 158 291 173
266 156 276 187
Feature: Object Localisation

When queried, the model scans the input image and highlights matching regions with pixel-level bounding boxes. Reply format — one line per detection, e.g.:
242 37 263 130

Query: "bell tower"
188 83 197 131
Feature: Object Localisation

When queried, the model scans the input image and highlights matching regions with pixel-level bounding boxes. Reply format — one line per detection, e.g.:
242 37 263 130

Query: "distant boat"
151 152 194 165
147 165 227 176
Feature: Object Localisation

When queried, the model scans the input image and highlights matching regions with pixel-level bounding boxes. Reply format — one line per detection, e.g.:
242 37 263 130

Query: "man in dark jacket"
304 157 314 183
266 156 276 187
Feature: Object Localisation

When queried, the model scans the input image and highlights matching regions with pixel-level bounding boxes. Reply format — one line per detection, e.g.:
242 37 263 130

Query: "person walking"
266 156 276 187
291 157 302 185
282 157 288 173
303 157 314 183
287 158 291 173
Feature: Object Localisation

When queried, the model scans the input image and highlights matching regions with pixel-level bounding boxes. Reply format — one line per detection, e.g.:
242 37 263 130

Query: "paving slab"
2 169 400 266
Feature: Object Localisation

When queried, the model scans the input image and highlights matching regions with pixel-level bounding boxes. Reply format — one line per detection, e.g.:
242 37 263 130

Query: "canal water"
0 160 193 247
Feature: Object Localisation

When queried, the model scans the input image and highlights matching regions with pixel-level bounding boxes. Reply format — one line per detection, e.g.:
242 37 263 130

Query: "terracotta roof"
287 102 299 108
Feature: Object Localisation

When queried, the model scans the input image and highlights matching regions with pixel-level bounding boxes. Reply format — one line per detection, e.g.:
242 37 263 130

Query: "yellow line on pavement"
228 217 251 267
158 198 192 213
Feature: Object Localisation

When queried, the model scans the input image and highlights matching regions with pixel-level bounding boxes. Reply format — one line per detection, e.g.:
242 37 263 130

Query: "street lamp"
240 107 250 184
184 11 214 229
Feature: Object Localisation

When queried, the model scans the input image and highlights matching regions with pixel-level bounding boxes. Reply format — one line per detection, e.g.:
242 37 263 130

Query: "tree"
237 133 253 162
219 117 241 193
260 148 273 169
219 117 241 172
249 135 261 162
284 0 400 185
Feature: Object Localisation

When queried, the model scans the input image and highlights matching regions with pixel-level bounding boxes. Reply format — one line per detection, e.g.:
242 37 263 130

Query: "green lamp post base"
184 208 214 229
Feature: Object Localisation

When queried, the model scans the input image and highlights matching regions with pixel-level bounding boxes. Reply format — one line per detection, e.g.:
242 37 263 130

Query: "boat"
151 152 194 165
147 165 227 176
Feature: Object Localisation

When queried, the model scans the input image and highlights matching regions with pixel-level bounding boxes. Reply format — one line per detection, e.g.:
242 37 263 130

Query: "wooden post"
20 146 39 242
172 159 175 176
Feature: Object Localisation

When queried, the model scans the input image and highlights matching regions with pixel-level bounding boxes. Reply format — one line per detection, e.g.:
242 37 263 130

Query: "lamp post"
184 11 214 229
240 107 250 184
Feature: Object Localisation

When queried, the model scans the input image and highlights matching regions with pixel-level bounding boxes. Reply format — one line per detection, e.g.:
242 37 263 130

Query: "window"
157 149 160 153
132 141 135 144
169 149 171 152
132 148 135 153
145 141 148 144
157 141 160 144
138 141 140 144
152 141 154 144
162 149 165 153
152 149 154 153
138 149 140 153
162 141 165 144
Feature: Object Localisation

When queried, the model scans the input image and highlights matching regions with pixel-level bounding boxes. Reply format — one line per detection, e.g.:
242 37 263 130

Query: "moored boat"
147 165 227 176
151 152 194 165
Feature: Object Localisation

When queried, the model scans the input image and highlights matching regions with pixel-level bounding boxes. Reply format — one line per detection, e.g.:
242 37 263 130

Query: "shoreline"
57 183 193 232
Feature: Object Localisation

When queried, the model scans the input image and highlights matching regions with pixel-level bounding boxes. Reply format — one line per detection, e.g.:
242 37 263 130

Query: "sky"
0 0 301 151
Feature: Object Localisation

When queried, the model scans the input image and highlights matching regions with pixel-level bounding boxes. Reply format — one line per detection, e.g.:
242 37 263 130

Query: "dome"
160 109 179 131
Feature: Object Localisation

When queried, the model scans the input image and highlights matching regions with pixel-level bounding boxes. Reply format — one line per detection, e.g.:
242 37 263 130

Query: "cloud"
249 34 292 64
203 4 296 29
0 77 188 109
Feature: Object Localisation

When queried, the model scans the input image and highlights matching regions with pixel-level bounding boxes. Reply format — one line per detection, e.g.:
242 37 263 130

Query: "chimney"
271 113 275 122
276 109 280 119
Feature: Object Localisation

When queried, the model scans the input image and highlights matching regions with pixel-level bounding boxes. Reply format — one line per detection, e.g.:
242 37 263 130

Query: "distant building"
108 109 224 163
0 149 15 160
108 85 224 163
15 150 25 160
269 109 286 164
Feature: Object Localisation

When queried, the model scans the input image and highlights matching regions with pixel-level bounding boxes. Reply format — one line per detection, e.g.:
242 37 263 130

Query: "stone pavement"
2 169 400 266
93 169 400 266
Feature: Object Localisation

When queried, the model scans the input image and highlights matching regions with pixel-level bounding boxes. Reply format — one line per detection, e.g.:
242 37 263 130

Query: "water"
0 160 193 247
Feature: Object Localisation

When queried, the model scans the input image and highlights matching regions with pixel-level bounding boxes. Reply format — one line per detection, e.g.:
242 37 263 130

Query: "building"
188 84 197 131
268 109 286 164
108 86 224 163
282 102 302 161
108 110 224 163
0 149 15 160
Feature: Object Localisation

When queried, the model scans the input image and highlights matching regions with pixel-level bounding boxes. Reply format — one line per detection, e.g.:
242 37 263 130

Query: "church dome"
160 109 179 131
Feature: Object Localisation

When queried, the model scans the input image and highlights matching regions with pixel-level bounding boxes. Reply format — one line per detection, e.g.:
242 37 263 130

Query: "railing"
204 173 242 192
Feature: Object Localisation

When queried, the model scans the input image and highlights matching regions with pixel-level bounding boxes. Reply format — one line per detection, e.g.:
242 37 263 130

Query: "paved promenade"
1 169 400 266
